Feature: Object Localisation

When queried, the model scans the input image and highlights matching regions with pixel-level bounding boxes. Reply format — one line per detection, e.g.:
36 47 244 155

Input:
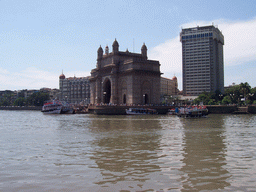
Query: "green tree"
193 92 211 105
14 97 27 106
221 96 232 105
239 82 251 104
249 87 256 104
225 85 241 104
208 99 215 105
27 92 50 106
0 92 13 106
0 98 11 106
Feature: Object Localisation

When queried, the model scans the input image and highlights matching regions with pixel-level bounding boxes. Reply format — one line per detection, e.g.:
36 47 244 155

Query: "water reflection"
180 115 231 191
1 111 256 191
89 116 163 186
223 114 256 191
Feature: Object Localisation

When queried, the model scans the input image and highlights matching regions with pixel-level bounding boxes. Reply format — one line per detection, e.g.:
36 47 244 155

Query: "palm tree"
239 82 251 104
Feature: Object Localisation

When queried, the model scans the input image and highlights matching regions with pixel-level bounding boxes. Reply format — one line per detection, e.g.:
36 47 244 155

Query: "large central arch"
142 81 151 104
103 79 111 104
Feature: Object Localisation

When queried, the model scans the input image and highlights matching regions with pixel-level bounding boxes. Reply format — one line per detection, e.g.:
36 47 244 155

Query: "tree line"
193 82 256 105
0 91 50 106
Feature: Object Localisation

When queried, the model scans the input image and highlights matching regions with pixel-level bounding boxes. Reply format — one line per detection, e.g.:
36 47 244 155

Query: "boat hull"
60 108 74 114
41 108 62 114
41 100 73 114
176 107 208 118
126 108 158 115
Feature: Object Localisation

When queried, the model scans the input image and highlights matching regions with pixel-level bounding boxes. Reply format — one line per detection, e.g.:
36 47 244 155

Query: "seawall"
248 106 256 114
1 105 255 114
0 106 42 110
88 105 170 115
206 105 256 114
206 105 237 114
89 105 256 115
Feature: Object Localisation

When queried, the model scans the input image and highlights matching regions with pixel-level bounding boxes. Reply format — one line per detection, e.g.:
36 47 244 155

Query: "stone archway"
142 81 151 104
144 94 149 104
123 94 126 104
121 81 127 104
103 79 111 104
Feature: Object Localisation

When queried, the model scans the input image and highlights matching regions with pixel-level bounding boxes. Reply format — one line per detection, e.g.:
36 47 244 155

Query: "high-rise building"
180 25 224 96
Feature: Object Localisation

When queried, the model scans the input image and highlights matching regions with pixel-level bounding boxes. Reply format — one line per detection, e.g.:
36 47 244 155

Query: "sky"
1 0 256 91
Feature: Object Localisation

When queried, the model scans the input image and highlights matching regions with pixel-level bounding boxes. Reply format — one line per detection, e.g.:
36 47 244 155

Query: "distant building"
90 39 161 105
180 25 224 95
40 87 60 100
23 89 39 99
160 76 178 99
59 74 90 104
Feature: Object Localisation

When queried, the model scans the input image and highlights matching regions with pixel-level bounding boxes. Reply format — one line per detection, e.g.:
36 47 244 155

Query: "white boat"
41 100 74 114
126 108 158 115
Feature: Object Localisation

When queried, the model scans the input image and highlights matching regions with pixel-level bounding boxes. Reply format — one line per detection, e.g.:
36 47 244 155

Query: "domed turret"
59 73 65 79
112 38 119 54
97 45 103 60
172 76 177 81
105 45 109 55
141 43 147 58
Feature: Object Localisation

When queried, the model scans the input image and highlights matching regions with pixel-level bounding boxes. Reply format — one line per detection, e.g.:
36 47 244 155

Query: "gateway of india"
90 39 162 105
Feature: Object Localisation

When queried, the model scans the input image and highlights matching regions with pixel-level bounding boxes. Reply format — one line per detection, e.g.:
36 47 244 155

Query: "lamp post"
249 93 254 104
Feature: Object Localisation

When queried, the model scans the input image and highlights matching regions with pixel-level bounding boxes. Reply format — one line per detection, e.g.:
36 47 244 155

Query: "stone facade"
59 74 90 104
160 76 178 97
90 39 161 105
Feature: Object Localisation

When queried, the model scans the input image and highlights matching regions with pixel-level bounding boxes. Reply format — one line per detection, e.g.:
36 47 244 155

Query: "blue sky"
1 0 256 91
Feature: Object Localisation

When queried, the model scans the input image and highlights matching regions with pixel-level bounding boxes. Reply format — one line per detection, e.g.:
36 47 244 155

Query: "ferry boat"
176 106 208 118
41 100 74 114
126 108 158 115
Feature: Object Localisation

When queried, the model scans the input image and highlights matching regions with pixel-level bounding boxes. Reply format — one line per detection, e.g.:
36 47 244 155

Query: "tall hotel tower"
180 25 224 96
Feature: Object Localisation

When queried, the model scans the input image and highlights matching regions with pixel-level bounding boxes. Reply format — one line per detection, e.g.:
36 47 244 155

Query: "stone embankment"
206 105 256 114
1 105 256 115
0 106 42 110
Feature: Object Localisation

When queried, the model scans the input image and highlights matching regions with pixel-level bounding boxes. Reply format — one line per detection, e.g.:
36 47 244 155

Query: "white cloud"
0 67 58 90
148 17 256 87
218 18 256 65
0 67 92 90
148 36 182 75
0 68 10 75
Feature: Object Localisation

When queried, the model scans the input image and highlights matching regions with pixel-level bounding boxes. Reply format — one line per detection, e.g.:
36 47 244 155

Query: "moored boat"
176 106 208 118
41 100 74 114
126 108 158 115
